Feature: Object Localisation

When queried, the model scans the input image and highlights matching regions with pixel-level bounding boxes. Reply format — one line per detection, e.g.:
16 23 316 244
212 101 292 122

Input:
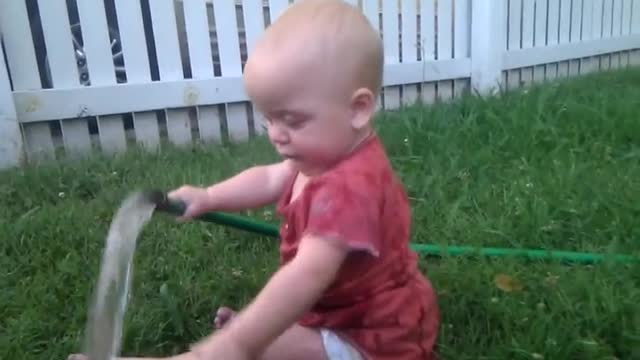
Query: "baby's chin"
290 158 343 177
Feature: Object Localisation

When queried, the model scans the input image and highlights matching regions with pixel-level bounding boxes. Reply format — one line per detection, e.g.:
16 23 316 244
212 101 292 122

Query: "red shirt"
276 134 440 359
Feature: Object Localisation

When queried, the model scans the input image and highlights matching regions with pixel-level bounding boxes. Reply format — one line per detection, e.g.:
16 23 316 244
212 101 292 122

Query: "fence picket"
546 0 561 79
591 0 605 69
554 0 571 76
165 109 193 145
132 112 160 150
622 0 633 34
149 0 191 145
602 0 614 37
521 0 535 48
76 0 116 85
382 0 401 109
534 0 549 48
581 0 595 73
76 0 125 156
437 0 454 99
39 0 92 156
507 0 523 88
612 0 623 35
608 0 623 68
243 0 268 135
632 0 640 65
569 0 582 75
1 0 54 160
59 117 92 157
570 0 584 43
632 50 640 66
0 37 24 167
98 115 127 153
149 0 183 80
0 0 42 90
559 0 572 43
533 0 548 82
593 0 605 37
114 0 160 149
23 123 56 161
183 0 215 79
610 52 621 68
601 0 615 68
60 119 92 157
402 0 419 105
197 106 223 141
146 0 180 71
420 0 436 104
183 0 223 142
453 0 471 96
37 0 79 88
214 1 250 140
520 0 535 85
634 0 640 34
114 0 151 83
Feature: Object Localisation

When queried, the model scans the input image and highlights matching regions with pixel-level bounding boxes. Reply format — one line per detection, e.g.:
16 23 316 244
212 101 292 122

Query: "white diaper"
320 329 365 360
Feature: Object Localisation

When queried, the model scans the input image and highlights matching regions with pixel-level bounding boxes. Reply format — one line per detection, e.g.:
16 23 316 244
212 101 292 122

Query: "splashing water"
82 192 156 360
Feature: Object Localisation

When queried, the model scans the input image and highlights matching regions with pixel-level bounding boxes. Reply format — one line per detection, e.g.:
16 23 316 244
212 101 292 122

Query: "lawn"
2 68 640 359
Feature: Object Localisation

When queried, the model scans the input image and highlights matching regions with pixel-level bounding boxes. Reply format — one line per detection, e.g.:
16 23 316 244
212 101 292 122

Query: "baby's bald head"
243 0 384 104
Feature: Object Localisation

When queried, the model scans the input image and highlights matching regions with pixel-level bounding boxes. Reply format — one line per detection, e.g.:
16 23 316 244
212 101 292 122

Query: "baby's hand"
168 185 214 220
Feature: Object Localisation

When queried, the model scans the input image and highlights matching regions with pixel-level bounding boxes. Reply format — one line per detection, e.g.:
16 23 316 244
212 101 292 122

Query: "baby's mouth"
280 152 299 160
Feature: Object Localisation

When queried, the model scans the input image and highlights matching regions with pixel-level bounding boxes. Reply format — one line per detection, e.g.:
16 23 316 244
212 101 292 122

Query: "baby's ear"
349 87 376 130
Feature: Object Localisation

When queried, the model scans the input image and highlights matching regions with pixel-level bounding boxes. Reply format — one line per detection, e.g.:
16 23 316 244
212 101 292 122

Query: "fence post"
470 0 506 95
0 42 24 169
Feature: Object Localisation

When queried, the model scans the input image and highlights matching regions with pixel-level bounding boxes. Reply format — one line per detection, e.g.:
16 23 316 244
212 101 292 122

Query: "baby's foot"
213 306 236 329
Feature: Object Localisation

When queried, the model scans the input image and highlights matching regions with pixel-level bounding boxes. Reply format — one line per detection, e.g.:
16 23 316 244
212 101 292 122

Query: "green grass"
2 68 640 359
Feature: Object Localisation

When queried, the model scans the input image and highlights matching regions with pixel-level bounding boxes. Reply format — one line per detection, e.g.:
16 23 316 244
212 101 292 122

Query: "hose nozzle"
142 189 187 217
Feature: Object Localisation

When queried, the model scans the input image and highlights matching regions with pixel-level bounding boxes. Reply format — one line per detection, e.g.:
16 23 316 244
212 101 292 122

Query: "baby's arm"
194 234 349 358
205 160 295 211
169 160 295 218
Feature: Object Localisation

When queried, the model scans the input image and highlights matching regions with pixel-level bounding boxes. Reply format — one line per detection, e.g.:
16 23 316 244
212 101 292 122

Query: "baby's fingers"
180 203 205 221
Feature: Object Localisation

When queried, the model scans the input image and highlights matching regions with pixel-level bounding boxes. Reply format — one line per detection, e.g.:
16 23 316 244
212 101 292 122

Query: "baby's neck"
300 127 374 177
347 126 374 154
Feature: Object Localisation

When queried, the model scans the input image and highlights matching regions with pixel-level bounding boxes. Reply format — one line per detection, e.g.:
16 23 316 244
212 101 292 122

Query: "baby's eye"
288 119 306 129
284 115 309 129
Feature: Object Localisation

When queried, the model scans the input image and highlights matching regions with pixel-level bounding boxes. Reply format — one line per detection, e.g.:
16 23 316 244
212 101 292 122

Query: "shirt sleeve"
303 173 382 257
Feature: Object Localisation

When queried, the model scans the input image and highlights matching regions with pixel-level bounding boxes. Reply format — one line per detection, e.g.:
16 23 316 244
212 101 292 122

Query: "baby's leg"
261 324 329 360
214 306 330 360
67 307 347 360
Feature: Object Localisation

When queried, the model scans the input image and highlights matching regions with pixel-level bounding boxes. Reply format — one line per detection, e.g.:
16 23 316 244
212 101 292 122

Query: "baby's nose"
268 125 289 144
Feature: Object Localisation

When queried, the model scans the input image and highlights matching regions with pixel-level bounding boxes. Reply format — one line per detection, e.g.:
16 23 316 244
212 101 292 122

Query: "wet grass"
1 68 640 359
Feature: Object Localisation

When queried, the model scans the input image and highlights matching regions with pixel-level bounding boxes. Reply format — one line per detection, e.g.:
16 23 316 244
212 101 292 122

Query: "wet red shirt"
276 134 440 360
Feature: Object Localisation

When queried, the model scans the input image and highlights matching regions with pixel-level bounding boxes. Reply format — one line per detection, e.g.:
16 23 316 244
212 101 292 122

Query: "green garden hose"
145 190 638 265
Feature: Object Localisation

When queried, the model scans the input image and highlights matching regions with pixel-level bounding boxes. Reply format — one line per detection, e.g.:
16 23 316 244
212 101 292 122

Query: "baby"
70 1 439 359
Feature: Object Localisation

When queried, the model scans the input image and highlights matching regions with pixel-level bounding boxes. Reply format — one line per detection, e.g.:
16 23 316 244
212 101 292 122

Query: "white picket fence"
1 0 639 168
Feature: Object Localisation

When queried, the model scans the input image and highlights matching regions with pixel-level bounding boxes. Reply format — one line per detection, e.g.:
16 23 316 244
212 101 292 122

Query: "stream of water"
82 191 156 360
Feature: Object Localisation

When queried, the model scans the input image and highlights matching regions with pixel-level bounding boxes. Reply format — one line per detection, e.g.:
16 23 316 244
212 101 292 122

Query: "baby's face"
244 52 363 175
